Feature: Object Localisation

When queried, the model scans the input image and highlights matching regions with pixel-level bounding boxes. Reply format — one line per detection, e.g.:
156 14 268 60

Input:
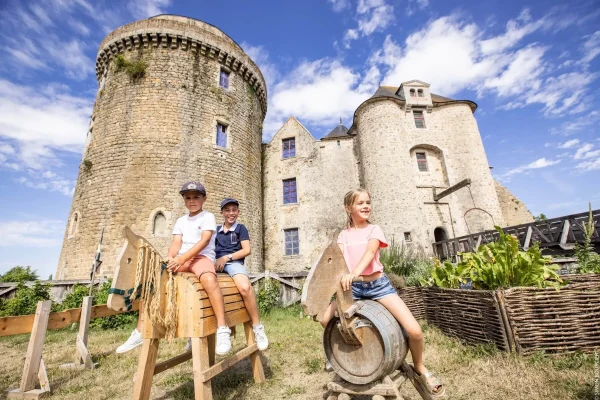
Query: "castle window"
68 212 79 238
219 68 230 89
153 212 167 235
283 178 297 204
284 228 299 256
409 88 416 97
404 232 412 242
417 89 424 97
413 110 426 128
282 138 295 159
216 123 227 148
416 152 428 171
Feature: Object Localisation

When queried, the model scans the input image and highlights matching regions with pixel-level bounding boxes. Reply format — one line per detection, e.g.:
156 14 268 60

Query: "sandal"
411 365 446 397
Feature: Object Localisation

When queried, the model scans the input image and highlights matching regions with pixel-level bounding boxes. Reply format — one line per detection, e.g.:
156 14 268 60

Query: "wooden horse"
301 236 437 400
108 226 265 400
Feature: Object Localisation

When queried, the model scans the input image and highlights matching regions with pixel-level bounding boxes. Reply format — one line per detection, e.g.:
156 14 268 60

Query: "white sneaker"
215 326 232 355
253 324 269 351
184 338 192 352
325 360 333 372
116 329 143 354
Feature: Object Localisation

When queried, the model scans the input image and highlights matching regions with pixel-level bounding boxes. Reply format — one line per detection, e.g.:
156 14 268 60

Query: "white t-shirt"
172 211 217 261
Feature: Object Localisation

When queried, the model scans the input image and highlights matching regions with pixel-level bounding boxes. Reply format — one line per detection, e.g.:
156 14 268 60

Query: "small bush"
0 266 38 282
380 238 434 286
82 158 92 173
114 54 146 80
0 281 51 317
90 281 138 329
575 204 600 274
257 279 281 315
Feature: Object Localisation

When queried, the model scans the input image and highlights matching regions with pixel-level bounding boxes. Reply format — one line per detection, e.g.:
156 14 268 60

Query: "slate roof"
323 123 350 139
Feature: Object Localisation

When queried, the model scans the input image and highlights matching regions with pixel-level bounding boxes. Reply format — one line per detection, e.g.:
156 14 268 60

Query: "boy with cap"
214 197 269 350
116 181 232 355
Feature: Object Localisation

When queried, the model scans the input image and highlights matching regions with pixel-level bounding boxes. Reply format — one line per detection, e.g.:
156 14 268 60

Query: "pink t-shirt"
337 224 388 276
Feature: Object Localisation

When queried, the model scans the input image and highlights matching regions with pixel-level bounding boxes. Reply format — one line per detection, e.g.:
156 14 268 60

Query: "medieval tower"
56 15 267 279
57 16 533 279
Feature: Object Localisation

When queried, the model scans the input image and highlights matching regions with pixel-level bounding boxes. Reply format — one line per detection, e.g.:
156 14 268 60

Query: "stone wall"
262 118 360 272
494 180 534 226
57 15 266 279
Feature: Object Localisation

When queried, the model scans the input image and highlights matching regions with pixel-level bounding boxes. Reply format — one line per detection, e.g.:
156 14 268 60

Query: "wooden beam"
434 178 471 201
153 351 192 375
268 272 301 290
201 343 258 382
20 301 51 392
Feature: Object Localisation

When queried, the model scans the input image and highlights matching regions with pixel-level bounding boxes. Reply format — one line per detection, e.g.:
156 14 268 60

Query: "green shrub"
59 284 91 310
421 226 562 290
0 281 51 317
0 266 38 282
114 54 146 80
380 238 434 286
90 281 138 329
257 279 281 315
575 204 600 274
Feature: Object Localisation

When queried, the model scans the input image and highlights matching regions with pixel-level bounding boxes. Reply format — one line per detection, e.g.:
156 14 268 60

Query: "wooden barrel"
323 300 408 385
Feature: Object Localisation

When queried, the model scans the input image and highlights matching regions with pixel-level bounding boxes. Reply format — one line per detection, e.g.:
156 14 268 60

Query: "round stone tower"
56 15 267 279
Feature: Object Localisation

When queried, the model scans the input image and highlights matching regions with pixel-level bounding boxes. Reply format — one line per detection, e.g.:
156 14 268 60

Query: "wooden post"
61 296 95 370
192 337 212 400
244 322 265 384
7 300 52 400
207 333 216 366
132 339 159 400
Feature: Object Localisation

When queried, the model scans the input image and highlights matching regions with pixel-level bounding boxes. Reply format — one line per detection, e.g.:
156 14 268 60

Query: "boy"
116 181 232 355
214 198 268 350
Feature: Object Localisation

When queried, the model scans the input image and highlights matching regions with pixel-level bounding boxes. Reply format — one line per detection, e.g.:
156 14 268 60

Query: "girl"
320 188 444 397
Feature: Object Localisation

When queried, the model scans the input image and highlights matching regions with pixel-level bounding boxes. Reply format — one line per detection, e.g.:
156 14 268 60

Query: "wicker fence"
395 274 600 354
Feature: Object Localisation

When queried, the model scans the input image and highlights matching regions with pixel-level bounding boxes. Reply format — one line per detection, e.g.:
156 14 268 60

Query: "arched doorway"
434 227 448 258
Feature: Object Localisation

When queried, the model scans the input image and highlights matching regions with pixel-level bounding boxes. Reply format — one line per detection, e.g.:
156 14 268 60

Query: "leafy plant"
0 266 38 282
82 158 92 173
575 204 600 274
90 280 138 329
257 279 281 314
380 238 434 286
0 281 51 317
114 54 146 80
422 227 563 290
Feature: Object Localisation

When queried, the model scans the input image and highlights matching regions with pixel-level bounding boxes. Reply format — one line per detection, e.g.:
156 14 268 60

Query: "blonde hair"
344 188 371 228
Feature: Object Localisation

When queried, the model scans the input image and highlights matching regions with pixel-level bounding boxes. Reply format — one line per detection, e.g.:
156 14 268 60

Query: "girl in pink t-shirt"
320 188 444 396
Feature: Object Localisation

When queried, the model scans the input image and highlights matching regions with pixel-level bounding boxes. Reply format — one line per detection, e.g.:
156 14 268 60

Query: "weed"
552 351 592 370
303 357 322 374
575 203 600 273
83 158 92 173
257 279 281 314
114 53 146 80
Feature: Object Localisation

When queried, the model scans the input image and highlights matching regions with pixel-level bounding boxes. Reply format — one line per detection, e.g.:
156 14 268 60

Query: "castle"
56 15 533 280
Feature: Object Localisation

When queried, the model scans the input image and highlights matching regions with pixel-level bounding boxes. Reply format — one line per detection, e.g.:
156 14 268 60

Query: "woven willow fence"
395 274 600 354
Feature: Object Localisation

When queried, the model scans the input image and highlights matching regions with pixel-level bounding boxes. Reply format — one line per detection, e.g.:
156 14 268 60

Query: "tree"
0 266 38 282
534 213 548 221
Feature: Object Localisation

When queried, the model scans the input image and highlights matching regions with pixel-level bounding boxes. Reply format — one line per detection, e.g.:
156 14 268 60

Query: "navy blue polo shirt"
215 222 250 261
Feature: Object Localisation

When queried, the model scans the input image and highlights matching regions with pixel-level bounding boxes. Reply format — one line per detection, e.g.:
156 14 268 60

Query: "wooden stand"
59 296 97 370
7 301 52 400
326 362 437 400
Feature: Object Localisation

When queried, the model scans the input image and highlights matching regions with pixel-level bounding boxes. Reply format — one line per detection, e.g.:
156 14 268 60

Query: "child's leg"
199 273 227 326
377 295 423 365
232 274 260 325
320 300 337 329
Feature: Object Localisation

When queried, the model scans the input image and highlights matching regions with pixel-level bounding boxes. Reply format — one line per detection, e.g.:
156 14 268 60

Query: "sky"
0 0 599 279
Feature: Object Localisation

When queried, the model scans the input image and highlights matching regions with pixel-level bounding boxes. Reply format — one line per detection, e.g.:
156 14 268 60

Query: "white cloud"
344 0 395 47
582 31 600 64
45 40 94 80
557 139 580 149
574 143 600 160
0 80 91 170
127 0 172 19
265 59 379 138
241 42 278 92
482 45 546 96
499 157 561 181
576 158 600 171
551 111 600 135
0 220 64 247
406 0 430 16
68 19 91 36
328 0 350 12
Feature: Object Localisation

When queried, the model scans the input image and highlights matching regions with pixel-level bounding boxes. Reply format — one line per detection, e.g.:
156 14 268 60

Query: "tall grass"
380 237 434 286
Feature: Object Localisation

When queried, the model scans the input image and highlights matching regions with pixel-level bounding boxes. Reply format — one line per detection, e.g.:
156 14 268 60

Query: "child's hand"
167 256 184 272
341 273 356 291
215 256 228 271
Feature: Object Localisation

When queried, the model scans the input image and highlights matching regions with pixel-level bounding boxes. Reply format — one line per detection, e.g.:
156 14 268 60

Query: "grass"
1 306 596 399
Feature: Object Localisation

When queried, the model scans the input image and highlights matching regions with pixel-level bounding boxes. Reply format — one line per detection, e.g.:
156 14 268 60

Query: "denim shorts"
223 261 247 277
352 275 397 300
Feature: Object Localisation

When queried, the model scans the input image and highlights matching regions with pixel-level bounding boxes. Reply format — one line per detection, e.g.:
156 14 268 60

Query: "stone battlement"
95 15 267 116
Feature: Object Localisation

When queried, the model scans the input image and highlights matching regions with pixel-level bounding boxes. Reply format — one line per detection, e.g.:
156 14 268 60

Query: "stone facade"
57 20 532 279
56 15 266 279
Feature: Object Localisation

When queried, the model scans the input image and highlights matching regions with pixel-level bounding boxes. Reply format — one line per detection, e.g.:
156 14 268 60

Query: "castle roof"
322 121 350 140
372 86 459 104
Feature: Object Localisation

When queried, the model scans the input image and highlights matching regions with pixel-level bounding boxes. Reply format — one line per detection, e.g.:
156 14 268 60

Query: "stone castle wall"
57 15 266 279
495 181 534 226
262 118 360 272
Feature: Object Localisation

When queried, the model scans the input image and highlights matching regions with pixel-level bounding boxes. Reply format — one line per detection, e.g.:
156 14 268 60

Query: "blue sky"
0 0 599 279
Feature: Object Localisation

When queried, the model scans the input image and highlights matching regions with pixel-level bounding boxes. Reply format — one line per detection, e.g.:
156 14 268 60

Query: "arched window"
153 212 167 235
68 212 79 238
409 88 416 97
417 89 424 97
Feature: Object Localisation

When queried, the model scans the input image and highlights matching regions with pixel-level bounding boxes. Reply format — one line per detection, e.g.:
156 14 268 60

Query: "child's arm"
172 230 214 268
341 239 380 291
215 240 251 270
167 235 183 259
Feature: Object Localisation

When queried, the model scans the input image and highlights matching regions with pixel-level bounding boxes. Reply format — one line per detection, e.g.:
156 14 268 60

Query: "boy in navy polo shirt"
214 198 269 350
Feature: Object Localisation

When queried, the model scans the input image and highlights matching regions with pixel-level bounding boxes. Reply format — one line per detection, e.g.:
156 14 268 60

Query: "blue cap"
179 181 206 195
220 198 239 210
